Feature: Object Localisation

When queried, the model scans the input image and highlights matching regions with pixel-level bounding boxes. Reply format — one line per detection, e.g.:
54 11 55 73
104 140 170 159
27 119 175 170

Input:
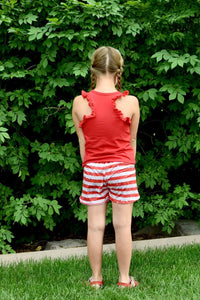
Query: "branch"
43 106 67 123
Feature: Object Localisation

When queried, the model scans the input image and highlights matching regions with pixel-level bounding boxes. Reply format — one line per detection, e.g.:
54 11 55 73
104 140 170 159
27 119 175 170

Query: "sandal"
117 276 139 288
89 277 104 289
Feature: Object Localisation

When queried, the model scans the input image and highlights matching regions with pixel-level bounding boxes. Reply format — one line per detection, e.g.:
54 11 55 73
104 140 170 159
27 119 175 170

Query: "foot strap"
89 277 103 288
118 276 139 288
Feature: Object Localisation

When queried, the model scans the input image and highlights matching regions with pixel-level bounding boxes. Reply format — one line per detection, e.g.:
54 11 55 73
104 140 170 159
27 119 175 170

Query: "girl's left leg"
112 202 133 284
87 203 107 281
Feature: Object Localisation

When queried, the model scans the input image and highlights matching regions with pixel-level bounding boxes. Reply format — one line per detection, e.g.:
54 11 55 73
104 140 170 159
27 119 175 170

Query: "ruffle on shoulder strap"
112 90 131 125
122 90 129 96
81 90 88 98
79 90 96 128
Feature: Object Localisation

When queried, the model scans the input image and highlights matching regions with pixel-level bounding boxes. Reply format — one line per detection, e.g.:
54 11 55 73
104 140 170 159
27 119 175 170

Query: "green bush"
0 0 200 252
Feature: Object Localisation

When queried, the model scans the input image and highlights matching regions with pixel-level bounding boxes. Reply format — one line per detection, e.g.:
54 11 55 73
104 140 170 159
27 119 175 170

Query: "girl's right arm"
72 96 85 163
130 96 140 160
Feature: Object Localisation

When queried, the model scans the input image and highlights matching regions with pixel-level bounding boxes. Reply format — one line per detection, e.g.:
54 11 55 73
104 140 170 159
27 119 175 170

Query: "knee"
113 218 131 233
88 219 106 233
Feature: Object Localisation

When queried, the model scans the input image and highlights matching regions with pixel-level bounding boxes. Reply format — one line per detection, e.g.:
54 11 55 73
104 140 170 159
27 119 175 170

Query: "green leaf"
169 92 177 100
48 206 54 216
0 131 10 142
42 58 48 68
17 111 26 125
143 92 148 101
171 60 178 69
112 25 123 37
126 23 141 37
193 67 200 75
148 89 157 100
0 127 8 132
151 52 163 62
21 215 27 225
26 13 38 24
51 200 62 214
177 93 184 104
72 64 88 77
177 58 184 67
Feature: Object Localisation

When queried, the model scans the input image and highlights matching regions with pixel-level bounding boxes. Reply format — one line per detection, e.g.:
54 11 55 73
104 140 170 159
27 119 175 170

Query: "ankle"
119 275 130 283
91 274 103 281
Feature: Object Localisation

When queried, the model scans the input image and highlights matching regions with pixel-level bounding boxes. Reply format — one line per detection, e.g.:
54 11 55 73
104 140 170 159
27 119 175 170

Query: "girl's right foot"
117 276 139 288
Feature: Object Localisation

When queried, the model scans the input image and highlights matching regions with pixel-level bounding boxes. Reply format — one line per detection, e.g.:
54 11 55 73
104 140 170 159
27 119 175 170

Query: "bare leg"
87 203 107 281
112 202 133 283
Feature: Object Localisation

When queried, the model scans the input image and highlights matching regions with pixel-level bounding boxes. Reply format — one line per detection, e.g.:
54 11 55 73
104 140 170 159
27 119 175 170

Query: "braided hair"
91 73 96 90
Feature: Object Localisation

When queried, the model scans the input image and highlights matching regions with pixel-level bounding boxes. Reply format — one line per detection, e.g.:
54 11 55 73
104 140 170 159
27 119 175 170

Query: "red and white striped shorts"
80 162 140 206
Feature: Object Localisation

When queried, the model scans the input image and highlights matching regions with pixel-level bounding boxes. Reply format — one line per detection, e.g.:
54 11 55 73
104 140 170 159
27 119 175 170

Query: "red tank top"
79 90 135 166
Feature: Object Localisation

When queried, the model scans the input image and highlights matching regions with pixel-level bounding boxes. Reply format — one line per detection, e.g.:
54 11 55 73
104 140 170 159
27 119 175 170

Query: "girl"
72 46 140 289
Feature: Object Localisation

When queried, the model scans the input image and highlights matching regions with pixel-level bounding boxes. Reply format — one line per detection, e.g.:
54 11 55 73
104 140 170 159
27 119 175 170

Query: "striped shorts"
80 162 140 206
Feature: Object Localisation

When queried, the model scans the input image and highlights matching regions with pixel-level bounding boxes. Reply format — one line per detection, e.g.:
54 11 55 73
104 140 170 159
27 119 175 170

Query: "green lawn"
0 244 200 300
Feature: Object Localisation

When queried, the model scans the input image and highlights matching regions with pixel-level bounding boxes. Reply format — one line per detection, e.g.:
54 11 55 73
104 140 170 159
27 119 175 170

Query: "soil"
12 224 180 253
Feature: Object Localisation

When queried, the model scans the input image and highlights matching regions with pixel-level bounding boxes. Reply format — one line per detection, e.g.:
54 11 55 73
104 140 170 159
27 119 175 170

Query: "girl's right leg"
87 203 107 281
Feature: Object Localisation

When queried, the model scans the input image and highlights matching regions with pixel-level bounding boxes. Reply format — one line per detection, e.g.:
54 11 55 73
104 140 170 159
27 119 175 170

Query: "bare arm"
130 96 140 160
72 96 85 163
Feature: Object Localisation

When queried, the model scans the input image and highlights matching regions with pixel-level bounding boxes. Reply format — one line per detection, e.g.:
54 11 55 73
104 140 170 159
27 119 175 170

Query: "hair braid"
91 73 96 90
117 71 122 92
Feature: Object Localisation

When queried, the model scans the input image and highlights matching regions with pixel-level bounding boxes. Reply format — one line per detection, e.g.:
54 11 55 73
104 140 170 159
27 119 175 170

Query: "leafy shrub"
0 0 200 252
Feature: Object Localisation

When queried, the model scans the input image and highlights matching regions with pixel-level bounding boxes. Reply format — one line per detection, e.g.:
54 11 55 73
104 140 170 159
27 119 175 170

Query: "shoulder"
73 90 89 105
73 94 83 108
125 95 139 107
127 95 139 102
72 96 82 117
125 95 140 118
73 95 83 103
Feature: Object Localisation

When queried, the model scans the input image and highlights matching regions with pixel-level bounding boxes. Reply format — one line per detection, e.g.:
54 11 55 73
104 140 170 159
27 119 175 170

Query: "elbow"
78 137 85 146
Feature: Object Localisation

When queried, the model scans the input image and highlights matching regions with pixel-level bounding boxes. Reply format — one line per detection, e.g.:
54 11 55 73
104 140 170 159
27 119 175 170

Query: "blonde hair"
91 46 124 91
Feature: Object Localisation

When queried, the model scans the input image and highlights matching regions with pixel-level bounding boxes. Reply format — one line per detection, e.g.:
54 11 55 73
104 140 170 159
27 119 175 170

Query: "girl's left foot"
88 277 104 289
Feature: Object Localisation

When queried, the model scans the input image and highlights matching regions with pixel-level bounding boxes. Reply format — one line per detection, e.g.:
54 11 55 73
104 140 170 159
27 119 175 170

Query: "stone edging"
1 234 200 265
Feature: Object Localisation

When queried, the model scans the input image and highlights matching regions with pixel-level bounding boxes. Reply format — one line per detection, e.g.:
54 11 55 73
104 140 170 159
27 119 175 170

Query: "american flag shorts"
80 162 140 206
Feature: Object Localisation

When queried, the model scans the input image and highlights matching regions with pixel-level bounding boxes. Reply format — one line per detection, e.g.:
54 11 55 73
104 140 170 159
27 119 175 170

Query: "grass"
0 244 200 300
